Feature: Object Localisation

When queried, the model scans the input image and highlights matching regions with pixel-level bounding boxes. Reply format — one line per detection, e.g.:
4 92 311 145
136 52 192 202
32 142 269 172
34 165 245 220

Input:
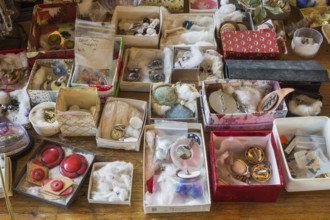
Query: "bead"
146 27 156 35
148 59 162 69
155 24 160 33
142 23 149 28
152 18 160 25
143 17 150 24
31 168 45 181
129 117 143 129
60 154 88 178
38 144 65 169
182 20 193 29
126 68 140 82
137 28 143 34
149 71 165 83
50 179 64 191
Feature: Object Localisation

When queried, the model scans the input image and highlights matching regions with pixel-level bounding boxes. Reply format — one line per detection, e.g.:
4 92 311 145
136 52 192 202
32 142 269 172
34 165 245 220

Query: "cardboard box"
13 139 96 208
149 83 199 123
189 0 218 13
27 59 74 107
119 47 171 92
273 116 330 192
96 97 147 151
56 87 101 136
0 49 28 92
221 29 281 59
224 59 329 93
201 80 288 131
0 154 13 198
210 130 284 202
70 37 123 100
170 46 225 86
160 9 216 48
143 123 211 213
112 6 161 48
27 3 76 67
87 162 133 205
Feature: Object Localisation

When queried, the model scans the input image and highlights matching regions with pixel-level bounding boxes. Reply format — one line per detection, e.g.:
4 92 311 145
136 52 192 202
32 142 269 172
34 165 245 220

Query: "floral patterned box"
220 29 282 60
27 3 76 67
201 80 288 131
138 0 184 13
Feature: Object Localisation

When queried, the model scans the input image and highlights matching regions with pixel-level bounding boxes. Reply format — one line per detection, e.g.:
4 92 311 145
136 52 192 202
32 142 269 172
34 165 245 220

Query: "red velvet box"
210 130 284 202
27 3 77 67
220 29 281 60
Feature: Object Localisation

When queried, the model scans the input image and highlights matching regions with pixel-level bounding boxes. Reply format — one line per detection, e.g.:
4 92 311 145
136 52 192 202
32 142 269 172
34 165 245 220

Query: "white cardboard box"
87 162 133 205
273 116 330 192
112 6 161 48
143 123 211 213
96 97 147 151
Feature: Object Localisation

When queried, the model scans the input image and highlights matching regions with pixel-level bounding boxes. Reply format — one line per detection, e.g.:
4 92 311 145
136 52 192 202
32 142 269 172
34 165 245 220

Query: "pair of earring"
231 146 272 183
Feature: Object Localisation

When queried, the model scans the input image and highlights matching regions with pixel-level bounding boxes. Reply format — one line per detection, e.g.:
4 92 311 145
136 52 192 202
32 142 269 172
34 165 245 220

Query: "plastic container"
29 102 59 136
291 28 323 58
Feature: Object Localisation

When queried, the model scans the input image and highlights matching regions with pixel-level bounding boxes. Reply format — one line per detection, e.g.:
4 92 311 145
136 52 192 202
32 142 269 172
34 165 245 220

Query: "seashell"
152 85 177 106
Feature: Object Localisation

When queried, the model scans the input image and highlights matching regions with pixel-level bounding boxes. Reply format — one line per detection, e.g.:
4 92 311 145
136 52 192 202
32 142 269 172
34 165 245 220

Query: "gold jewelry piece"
251 162 272 182
245 146 265 164
111 124 126 140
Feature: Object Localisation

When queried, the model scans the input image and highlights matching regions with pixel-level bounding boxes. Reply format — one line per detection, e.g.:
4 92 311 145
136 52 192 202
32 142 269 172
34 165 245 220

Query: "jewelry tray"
13 139 95 208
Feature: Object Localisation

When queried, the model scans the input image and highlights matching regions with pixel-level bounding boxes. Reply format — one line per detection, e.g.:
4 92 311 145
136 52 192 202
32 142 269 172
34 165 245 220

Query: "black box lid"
225 60 329 82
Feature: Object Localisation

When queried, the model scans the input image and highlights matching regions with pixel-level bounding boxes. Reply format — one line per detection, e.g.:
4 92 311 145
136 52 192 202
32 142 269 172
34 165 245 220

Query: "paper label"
75 37 113 69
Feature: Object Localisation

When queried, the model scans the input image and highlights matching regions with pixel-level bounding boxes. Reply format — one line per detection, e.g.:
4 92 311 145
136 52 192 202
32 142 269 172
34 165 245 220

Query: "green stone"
152 85 177 106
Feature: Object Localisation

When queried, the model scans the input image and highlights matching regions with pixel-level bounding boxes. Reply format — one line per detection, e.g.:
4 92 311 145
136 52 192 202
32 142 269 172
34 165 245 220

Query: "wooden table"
1 40 330 220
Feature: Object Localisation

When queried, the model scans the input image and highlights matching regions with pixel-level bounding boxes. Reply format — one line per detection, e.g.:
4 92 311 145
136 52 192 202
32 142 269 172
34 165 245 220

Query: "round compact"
170 134 202 178
60 154 88 178
208 90 237 114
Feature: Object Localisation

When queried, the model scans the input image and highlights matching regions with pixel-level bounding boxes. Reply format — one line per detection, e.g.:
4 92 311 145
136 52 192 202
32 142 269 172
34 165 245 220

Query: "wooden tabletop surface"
1 37 330 220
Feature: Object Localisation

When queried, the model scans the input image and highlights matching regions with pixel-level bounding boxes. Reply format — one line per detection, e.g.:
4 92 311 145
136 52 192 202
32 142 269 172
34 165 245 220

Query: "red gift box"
220 29 282 60
210 130 284 202
27 3 77 67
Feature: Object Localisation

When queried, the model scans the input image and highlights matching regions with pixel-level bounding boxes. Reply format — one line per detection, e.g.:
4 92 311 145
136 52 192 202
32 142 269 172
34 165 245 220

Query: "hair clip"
257 88 294 112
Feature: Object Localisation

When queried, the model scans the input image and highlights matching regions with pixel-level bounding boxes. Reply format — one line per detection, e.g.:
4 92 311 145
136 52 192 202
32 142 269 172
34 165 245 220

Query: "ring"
245 146 265 164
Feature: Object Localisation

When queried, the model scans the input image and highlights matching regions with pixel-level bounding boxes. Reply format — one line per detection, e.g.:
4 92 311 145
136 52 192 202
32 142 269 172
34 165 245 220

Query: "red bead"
31 168 45 181
60 154 88 178
50 180 64 191
39 144 65 169
63 156 82 172
60 186 74 196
